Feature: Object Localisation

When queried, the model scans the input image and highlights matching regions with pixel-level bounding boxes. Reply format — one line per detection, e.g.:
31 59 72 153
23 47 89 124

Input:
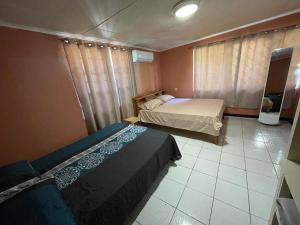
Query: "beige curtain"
79 44 121 127
193 27 300 109
235 31 285 108
282 28 300 90
64 42 120 132
111 48 136 119
63 43 97 133
193 39 241 106
281 28 300 115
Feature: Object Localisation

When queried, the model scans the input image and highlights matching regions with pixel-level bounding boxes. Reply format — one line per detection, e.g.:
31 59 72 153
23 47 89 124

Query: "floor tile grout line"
134 118 290 225
258 125 281 180
167 143 205 225
139 140 201 224
219 160 245 170
175 208 206 225
207 143 222 225
161 178 270 220
163 170 269 204
247 167 278 179
265 140 282 179
163 173 262 217
242 119 253 225
212 196 253 215
221 119 258 216
163 167 209 187
223 148 273 163
150 192 206 225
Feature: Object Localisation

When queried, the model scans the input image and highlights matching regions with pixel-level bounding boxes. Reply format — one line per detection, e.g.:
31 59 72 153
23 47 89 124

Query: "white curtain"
110 48 136 119
235 31 285 108
193 27 300 109
64 42 138 132
281 28 300 116
194 39 241 106
63 42 98 133
79 44 121 127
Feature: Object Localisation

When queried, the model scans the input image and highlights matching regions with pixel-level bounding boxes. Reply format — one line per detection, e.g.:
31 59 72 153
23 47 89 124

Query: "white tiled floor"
127 116 292 225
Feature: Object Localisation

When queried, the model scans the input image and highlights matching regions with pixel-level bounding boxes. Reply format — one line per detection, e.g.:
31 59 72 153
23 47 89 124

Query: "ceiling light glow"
173 0 199 18
273 48 283 52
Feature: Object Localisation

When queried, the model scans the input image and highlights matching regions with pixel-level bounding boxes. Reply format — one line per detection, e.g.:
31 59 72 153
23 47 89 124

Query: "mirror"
259 47 293 125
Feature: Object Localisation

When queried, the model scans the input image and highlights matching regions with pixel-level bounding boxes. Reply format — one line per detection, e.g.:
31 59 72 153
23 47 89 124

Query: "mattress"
31 123 181 225
139 98 225 136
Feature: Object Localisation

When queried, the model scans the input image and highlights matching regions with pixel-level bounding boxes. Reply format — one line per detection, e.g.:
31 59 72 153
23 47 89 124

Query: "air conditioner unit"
132 50 154 63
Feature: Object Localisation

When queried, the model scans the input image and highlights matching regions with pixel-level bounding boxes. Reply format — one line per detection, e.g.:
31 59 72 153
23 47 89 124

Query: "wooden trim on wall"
185 12 300 49
224 107 260 117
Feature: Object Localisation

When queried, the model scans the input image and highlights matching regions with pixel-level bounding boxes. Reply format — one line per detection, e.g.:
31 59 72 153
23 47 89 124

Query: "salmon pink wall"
160 46 193 97
0 27 88 165
134 52 162 95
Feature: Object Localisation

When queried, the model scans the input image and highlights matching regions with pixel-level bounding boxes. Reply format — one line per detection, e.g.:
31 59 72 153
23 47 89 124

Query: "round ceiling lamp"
173 0 200 18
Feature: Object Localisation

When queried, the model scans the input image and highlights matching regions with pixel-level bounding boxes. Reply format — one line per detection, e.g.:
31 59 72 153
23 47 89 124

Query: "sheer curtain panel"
235 31 285 108
193 28 300 109
193 39 241 106
64 42 120 132
110 48 136 119
63 43 97 133
79 44 121 127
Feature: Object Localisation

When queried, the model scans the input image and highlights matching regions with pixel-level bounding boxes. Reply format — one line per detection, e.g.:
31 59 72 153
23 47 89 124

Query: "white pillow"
140 99 164 110
157 94 175 102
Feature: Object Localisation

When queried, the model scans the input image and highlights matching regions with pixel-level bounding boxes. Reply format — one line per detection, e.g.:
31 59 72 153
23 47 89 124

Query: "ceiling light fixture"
273 48 283 52
173 0 199 18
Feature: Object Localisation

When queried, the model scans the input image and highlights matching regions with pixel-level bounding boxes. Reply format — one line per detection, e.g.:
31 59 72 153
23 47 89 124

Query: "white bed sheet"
139 98 224 136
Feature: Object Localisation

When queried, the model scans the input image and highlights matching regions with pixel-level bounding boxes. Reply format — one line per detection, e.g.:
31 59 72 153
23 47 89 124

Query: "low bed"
133 90 225 144
0 123 181 225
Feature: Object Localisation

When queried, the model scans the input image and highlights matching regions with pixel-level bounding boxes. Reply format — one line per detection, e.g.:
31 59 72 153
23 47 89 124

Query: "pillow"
0 179 77 225
140 99 164 110
0 160 39 192
157 94 175 102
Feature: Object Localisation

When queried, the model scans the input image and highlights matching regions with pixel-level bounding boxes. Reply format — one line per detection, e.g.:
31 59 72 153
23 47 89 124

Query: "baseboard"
224 113 258 118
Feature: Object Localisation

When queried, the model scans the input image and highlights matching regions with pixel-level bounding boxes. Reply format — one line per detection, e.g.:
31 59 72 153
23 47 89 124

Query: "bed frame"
132 90 222 145
132 90 165 116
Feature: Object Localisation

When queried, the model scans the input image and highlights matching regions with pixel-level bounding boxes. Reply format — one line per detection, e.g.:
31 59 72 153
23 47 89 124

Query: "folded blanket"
277 198 300 225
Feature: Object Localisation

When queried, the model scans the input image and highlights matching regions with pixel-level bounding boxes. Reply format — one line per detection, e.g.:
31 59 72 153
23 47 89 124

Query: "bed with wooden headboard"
132 90 165 116
132 90 225 145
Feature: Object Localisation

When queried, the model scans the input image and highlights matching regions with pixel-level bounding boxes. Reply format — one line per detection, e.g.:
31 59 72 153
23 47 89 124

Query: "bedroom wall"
160 12 300 116
133 52 161 95
0 27 88 165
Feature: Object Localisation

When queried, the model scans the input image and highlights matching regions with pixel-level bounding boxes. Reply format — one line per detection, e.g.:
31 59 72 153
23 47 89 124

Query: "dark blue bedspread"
31 123 126 174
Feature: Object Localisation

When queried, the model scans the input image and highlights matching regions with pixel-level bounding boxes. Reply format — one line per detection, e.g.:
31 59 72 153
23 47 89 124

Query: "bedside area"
123 116 140 125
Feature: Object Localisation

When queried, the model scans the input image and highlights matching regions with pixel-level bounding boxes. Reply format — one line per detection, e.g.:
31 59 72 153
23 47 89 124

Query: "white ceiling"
0 0 300 51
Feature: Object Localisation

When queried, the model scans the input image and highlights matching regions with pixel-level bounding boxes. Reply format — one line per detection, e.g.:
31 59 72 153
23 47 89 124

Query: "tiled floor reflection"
125 117 292 225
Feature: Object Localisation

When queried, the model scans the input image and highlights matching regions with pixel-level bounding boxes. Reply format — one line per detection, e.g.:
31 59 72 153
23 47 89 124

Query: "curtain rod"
60 38 133 50
192 24 300 49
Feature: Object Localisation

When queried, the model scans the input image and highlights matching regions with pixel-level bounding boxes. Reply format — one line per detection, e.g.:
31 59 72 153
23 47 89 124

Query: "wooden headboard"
132 90 165 116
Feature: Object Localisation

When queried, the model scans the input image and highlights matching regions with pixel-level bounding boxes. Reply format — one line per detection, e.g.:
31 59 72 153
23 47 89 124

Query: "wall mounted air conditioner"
132 50 153 63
